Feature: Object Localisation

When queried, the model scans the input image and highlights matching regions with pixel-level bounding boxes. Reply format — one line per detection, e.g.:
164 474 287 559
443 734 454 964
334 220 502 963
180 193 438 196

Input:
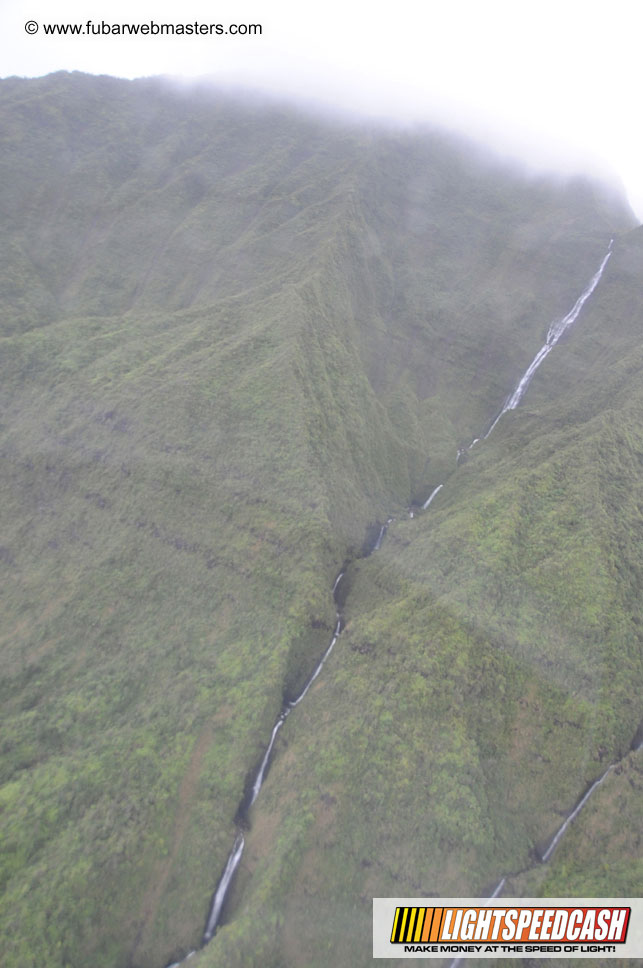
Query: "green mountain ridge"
0 72 641 968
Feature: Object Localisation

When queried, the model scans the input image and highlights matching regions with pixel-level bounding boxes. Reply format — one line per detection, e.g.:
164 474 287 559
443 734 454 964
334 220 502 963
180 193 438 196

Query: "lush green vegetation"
0 72 640 968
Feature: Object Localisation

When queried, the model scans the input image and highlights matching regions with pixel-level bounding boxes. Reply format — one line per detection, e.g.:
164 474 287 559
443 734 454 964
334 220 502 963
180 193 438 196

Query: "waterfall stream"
178 553 377 964
422 484 444 510
164 240 626 967
441 237 633 967
202 835 245 943
482 241 613 440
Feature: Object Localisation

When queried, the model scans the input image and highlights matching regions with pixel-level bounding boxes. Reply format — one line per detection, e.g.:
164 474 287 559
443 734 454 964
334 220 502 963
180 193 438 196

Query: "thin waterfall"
191 557 372 954
373 524 386 551
423 484 444 510
163 240 618 967
541 765 615 863
249 713 289 805
483 241 613 439
202 835 245 943
442 240 619 968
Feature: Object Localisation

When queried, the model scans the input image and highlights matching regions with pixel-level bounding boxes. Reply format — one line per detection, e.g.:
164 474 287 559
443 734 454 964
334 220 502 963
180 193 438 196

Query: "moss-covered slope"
0 73 639 968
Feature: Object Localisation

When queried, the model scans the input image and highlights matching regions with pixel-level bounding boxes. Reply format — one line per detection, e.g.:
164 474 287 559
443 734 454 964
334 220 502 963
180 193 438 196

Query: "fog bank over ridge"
159 70 639 224
3 0 643 218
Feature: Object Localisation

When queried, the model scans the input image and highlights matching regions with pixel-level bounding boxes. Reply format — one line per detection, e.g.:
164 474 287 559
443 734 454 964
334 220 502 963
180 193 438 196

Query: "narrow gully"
165 239 626 967
194 548 377 956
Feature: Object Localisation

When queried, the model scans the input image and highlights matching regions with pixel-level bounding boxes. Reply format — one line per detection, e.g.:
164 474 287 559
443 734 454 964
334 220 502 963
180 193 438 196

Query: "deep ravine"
164 239 632 968
164 566 354 967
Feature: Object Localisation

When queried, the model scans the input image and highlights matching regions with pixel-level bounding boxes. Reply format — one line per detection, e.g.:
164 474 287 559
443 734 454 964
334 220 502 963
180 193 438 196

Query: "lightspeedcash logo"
391 905 628 945
373 898 643 958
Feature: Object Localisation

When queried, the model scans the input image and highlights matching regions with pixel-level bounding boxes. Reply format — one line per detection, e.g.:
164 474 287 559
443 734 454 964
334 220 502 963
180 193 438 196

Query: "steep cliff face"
0 72 639 968
196 229 643 968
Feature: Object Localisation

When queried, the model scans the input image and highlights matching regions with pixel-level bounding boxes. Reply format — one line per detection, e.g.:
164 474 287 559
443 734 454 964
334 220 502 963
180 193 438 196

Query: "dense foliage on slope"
0 72 639 968
197 229 643 968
